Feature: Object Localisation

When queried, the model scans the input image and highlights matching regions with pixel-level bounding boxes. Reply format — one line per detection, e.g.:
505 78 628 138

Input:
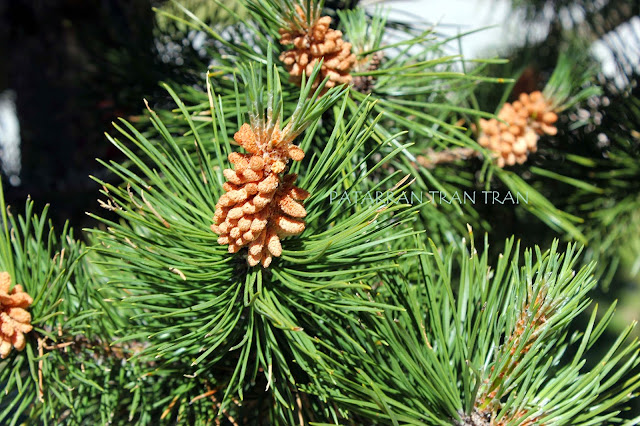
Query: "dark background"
0 0 165 229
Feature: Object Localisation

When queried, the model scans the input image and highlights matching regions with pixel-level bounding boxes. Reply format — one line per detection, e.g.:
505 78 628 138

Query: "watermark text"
328 190 528 205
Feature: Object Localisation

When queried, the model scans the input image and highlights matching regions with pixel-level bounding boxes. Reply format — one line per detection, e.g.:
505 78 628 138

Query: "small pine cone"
212 123 310 268
353 52 382 93
0 272 33 358
279 12 356 93
478 91 559 168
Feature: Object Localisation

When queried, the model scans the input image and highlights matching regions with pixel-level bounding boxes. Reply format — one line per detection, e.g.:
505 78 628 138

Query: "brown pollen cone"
211 123 310 267
352 52 382 94
0 272 33 358
279 7 356 92
478 91 558 167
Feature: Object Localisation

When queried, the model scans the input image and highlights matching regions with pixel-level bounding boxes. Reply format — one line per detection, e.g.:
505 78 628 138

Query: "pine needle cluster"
0 0 639 424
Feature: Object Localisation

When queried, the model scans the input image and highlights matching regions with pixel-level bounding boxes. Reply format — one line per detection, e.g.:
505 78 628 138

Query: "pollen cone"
279 7 356 93
477 91 558 167
212 123 310 268
0 272 33 359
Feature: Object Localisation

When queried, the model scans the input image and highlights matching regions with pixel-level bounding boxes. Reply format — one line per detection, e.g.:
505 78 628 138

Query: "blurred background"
1 0 639 415
1 1 163 228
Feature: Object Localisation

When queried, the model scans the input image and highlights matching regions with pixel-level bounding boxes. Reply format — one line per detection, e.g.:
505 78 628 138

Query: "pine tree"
0 0 639 424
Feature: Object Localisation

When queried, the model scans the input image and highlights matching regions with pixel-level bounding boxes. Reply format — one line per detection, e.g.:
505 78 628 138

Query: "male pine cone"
478 91 558 167
211 124 309 268
0 272 33 358
279 8 356 92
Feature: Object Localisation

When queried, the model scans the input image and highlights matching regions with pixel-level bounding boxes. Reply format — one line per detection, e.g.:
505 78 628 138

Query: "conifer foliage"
1 0 639 424
308 237 640 425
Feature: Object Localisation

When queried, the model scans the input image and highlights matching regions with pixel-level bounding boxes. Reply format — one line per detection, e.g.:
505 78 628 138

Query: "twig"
161 396 179 420
127 183 145 210
141 190 170 228
295 392 305 426
206 384 239 426
42 341 75 351
37 338 44 402
190 389 217 405
416 147 481 169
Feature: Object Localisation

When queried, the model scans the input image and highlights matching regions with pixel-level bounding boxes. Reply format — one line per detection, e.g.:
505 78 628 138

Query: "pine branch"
416 147 481 169
88 53 424 421
0 181 135 424
303 234 640 424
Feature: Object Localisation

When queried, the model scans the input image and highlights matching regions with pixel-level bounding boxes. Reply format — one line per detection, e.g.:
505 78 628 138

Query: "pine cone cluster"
478 91 558 167
279 8 356 92
0 272 33 358
211 123 310 267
